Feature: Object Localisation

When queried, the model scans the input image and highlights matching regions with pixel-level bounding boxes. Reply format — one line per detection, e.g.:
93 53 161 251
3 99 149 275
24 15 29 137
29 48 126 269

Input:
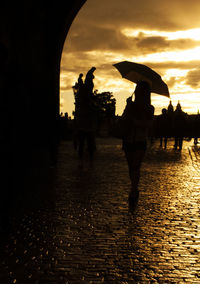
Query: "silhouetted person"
173 102 186 150
166 100 175 139
157 108 170 149
121 81 154 204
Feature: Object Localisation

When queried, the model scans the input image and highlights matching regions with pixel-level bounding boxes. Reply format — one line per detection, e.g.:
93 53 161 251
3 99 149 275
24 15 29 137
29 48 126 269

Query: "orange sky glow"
60 0 200 117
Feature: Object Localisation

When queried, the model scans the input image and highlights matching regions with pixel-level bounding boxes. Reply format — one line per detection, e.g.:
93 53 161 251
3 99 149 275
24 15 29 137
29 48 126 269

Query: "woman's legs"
124 149 145 197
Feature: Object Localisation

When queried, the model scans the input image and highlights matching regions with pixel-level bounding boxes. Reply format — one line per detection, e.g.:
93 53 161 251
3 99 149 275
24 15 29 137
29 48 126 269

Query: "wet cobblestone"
0 138 200 283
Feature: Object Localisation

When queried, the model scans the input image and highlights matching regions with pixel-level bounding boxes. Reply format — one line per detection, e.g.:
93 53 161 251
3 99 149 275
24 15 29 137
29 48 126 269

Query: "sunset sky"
60 0 200 117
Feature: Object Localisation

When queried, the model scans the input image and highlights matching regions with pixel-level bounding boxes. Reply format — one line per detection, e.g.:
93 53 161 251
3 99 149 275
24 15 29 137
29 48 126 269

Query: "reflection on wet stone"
0 138 200 282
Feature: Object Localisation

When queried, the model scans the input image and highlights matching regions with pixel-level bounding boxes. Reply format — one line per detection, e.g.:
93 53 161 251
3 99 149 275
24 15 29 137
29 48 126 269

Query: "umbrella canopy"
113 61 170 97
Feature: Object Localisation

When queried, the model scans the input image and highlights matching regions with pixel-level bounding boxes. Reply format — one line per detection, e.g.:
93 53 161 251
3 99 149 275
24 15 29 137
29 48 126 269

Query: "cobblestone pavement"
0 138 200 283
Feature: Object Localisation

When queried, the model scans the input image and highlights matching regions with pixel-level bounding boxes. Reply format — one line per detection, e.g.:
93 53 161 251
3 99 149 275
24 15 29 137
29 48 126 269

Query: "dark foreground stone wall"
0 0 86 224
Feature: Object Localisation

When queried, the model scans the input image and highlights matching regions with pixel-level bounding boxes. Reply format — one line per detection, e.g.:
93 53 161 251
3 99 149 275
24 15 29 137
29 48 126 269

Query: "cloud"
63 0 200 60
185 68 200 88
66 26 130 52
63 0 200 72
142 60 200 71
169 39 200 50
166 77 177 88
65 24 200 56
60 83 73 91
135 33 200 54
136 35 170 52
61 51 94 72
75 0 200 32
61 46 200 92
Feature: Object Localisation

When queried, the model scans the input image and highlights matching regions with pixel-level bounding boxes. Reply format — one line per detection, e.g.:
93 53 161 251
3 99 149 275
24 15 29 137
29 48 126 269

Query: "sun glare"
122 28 200 41
164 69 188 78
134 47 200 63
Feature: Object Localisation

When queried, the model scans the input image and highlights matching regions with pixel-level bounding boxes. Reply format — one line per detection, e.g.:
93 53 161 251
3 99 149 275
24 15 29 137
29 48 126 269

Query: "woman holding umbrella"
113 61 169 205
121 81 154 204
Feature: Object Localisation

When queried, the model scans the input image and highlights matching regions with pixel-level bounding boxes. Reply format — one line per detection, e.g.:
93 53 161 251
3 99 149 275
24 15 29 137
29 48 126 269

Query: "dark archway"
0 0 86 220
0 0 86 137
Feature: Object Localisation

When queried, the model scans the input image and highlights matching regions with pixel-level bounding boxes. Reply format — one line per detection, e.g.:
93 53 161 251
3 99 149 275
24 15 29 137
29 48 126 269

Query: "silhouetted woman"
122 81 154 203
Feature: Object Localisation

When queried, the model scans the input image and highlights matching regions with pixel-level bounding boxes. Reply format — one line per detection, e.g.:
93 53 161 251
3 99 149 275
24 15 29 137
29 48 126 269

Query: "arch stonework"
0 0 86 136
0 0 86 215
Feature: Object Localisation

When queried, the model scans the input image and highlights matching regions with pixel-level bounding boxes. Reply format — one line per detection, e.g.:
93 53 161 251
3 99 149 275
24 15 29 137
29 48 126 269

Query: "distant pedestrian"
173 102 187 150
157 108 170 149
167 100 175 139
121 81 154 204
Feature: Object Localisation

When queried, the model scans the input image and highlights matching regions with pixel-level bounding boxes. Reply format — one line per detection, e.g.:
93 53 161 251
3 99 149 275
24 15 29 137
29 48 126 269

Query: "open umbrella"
113 61 170 97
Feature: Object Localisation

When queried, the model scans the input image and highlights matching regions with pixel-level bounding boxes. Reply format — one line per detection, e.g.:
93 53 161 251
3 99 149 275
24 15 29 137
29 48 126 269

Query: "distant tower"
176 100 182 111
167 100 174 113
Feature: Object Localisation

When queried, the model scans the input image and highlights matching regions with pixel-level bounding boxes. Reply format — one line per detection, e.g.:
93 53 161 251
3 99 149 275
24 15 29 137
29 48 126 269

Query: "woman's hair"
134 81 151 105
